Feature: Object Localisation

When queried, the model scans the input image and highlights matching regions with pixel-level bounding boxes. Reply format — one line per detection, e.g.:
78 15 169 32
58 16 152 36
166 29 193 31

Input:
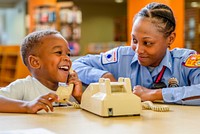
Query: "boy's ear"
28 55 40 69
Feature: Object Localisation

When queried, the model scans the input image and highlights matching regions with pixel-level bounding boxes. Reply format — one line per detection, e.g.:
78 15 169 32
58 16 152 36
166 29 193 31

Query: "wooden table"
0 104 199 134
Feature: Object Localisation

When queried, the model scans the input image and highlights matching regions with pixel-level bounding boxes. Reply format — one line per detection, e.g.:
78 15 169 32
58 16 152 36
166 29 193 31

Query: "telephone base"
80 78 142 117
81 109 141 118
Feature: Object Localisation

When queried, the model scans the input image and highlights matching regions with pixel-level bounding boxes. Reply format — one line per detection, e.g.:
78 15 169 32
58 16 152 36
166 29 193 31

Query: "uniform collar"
130 49 173 73
160 49 172 72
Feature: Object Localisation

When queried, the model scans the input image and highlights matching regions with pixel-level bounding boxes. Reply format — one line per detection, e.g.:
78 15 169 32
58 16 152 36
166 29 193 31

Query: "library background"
0 0 199 86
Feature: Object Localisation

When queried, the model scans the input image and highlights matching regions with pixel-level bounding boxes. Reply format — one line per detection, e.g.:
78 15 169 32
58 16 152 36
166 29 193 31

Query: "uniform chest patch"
183 54 200 68
101 49 118 65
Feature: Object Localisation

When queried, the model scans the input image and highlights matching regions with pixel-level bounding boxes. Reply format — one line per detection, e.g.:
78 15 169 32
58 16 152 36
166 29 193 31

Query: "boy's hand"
67 70 82 103
25 93 58 114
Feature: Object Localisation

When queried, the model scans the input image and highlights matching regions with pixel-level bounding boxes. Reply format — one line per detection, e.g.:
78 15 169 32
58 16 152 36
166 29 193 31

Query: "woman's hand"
101 72 117 82
132 85 163 101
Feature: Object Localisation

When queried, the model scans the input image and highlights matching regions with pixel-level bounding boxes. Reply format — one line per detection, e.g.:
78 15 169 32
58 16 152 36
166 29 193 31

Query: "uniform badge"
168 77 179 87
101 48 118 65
183 54 200 68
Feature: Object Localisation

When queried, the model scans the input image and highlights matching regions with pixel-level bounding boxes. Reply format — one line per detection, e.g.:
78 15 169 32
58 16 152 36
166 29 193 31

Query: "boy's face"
35 34 71 86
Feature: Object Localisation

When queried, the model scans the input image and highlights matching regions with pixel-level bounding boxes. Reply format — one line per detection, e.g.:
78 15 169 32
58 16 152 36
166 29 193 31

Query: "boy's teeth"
60 66 69 69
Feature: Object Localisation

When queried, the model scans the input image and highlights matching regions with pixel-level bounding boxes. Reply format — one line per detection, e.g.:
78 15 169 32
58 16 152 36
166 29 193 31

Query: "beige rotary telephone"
81 77 142 117
56 72 169 115
80 77 169 117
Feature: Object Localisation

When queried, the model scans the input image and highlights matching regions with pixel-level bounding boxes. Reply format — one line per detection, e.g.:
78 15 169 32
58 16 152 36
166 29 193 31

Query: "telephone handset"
56 68 80 108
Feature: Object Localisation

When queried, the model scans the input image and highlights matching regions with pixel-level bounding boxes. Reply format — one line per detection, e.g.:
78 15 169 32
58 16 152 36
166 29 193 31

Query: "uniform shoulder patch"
101 48 118 65
182 53 200 68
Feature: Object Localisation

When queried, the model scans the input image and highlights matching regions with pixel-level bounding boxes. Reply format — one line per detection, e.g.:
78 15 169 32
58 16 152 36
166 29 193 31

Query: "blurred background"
0 0 199 86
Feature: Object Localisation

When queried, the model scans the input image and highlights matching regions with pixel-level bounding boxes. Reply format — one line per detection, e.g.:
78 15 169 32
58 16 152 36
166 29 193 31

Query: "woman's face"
131 17 170 67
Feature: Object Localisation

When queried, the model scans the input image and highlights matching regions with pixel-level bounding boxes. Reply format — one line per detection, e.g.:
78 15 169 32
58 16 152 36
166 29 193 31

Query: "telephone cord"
142 101 170 112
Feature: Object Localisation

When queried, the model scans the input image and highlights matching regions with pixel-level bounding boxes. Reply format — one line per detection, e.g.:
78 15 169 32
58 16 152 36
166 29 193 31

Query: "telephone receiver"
56 68 80 108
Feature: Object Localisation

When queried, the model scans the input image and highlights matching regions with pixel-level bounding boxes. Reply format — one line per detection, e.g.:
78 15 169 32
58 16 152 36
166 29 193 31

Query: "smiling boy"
0 30 82 103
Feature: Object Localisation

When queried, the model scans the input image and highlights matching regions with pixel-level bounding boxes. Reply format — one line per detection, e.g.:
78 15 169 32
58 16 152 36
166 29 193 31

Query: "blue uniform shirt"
72 46 200 105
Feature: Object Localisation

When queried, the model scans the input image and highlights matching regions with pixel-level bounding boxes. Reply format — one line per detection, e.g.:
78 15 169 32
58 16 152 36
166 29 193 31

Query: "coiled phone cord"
142 101 170 112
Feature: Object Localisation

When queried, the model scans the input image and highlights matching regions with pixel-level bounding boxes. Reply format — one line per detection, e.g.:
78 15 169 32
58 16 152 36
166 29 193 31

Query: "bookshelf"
185 8 200 53
0 46 30 87
33 5 57 31
57 2 82 56
28 0 82 56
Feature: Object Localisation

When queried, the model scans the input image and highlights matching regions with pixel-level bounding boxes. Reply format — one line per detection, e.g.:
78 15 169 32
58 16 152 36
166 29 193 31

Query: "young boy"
0 29 82 107
0 93 58 113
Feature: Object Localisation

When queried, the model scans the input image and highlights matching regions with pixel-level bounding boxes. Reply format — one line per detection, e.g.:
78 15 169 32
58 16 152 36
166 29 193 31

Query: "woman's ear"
168 32 176 47
28 55 40 69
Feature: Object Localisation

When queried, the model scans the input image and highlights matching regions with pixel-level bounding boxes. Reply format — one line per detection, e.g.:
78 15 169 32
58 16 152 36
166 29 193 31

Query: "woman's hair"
20 29 59 66
134 2 176 38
